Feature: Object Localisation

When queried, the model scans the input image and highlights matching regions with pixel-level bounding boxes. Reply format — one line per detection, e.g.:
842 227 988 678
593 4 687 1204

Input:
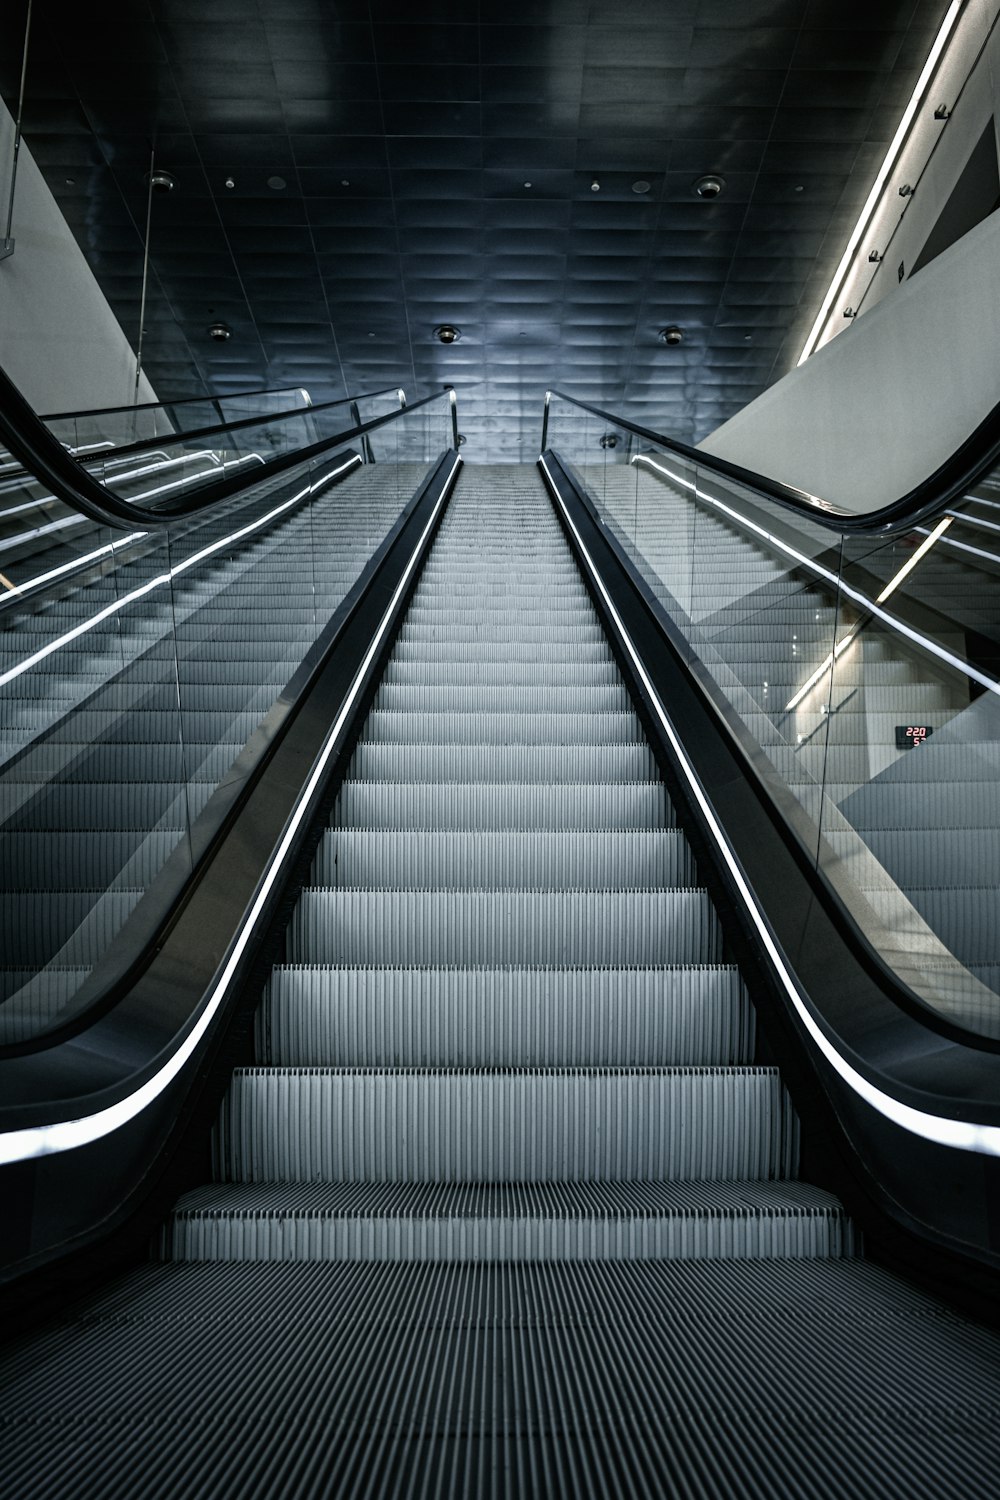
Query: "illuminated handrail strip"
0 452 460 1165
0 451 264 559
0 532 148 597
542 454 1000 1158
633 453 1000 698
0 455 361 689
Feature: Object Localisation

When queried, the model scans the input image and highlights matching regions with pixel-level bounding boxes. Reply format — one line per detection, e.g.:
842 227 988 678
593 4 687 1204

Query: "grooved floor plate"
2 1261 1000 1499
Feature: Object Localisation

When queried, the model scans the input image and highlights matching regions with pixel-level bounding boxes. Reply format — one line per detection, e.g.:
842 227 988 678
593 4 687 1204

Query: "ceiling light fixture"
267 175 287 191
632 180 651 194
590 180 601 192
207 321 231 341
147 169 176 193
434 325 461 344
224 176 235 189
659 326 684 346
693 174 724 199
797 0 963 365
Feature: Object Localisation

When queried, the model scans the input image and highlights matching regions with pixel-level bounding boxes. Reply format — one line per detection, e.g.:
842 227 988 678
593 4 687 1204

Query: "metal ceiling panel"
0 0 955 461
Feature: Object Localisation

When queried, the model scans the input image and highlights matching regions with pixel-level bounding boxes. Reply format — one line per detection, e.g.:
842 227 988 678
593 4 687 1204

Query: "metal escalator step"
346 743 660 782
839 780 1000 828
397 623 605 644
161 1180 852 1262
287 887 722 965
311 829 695 888
259 964 751 1067
381 660 620 686
0 829 183 887
0 966 90 1033
0 889 143 967
215 1066 797 1183
361 710 644 745
3 780 210 831
332 780 673 830
391 638 614 663
0 742 240 785
372 683 631 713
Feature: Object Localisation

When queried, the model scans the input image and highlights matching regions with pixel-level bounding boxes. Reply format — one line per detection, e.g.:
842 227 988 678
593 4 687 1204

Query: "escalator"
2 386 1000 1495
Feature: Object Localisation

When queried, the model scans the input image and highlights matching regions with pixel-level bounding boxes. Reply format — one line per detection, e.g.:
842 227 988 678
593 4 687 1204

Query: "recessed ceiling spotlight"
659 326 684 346
224 176 236 189
693 174 724 199
794 184 804 193
340 179 350 187
744 334 753 342
523 181 532 188
64 177 75 186
147 169 176 193
207 321 231 341
632 180 651 194
590 180 601 192
434 324 462 344
267 175 287 191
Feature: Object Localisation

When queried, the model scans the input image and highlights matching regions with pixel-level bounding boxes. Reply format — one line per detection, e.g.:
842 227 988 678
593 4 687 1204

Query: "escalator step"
215 1066 797 1183
259 964 752 1067
311 829 696 888
287 887 722 965
161 1179 851 1263
332 779 674 830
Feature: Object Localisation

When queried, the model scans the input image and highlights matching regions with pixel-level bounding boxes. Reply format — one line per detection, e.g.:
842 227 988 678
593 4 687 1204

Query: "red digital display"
895 724 933 749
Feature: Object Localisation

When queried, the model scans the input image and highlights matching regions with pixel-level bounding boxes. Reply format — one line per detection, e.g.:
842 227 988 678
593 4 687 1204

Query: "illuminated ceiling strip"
542 456 1000 1156
0 455 361 690
0 454 460 1165
634 454 999 696
797 0 964 364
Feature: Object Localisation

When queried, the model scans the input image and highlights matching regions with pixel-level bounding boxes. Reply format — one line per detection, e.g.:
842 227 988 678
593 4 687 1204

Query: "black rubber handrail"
38 383 316 423
59 386 405 467
543 388 1000 536
0 362 449 530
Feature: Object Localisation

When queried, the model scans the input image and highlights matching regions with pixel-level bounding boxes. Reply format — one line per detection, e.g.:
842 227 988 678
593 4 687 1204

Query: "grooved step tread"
162 1180 856 1262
